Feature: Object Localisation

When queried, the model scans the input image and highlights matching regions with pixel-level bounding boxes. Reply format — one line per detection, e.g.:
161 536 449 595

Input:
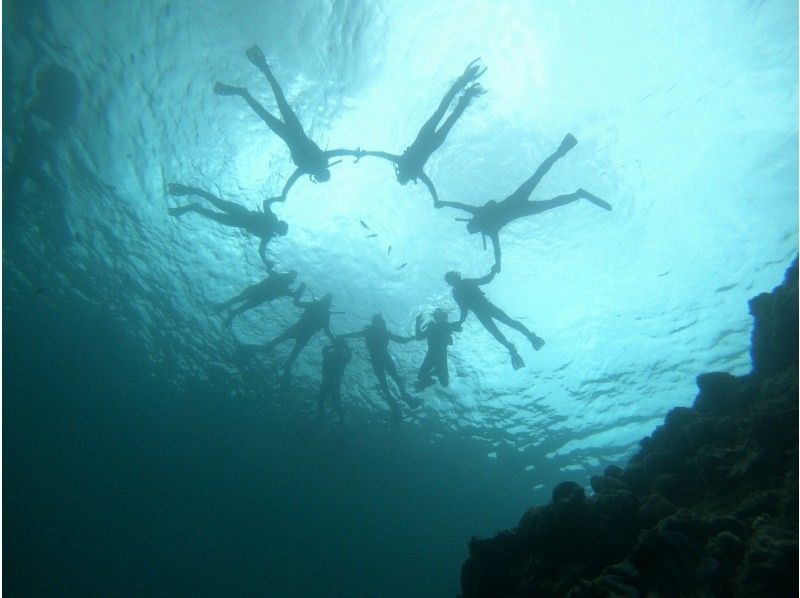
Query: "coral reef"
461 259 798 597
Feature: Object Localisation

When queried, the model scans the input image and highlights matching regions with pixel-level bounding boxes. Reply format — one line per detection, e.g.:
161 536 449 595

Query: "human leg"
516 192 583 219
386 354 421 408
370 358 393 400
508 134 578 203
198 195 250 217
281 333 312 384
224 299 261 329
434 355 449 387
385 354 407 395
171 205 244 228
414 75 467 143
489 305 545 351
265 327 297 351
317 385 329 413
330 387 345 424
215 82 291 142
371 359 403 422
475 311 524 369
428 83 484 152
245 45 305 135
415 352 437 391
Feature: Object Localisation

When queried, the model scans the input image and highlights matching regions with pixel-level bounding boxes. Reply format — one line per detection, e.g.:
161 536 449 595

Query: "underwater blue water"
4 0 797 595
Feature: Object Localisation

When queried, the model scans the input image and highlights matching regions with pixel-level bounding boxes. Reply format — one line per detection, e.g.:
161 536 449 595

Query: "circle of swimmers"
168 45 612 425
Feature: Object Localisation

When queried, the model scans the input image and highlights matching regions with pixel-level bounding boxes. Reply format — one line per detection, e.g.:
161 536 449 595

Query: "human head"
433 308 448 323
276 220 289 236
444 271 461 286
311 167 331 183
395 162 411 185
371 313 386 329
466 218 479 234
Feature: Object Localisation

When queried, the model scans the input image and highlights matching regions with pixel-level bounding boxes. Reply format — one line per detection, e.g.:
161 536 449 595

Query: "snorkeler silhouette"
444 268 543 370
413 309 462 391
355 59 486 205
167 183 287 266
216 266 302 329
214 45 361 200
436 134 612 271
317 337 352 426
259 287 336 387
340 314 422 423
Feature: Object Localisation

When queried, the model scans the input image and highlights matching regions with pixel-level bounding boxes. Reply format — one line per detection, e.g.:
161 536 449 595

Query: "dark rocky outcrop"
461 259 798 597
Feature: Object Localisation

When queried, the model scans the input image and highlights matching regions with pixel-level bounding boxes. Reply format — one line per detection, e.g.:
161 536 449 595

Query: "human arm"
324 148 364 160
473 265 497 286
271 167 303 201
292 283 309 307
338 329 366 339
263 197 282 210
417 172 439 206
323 319 336 341
354 149 401 164
437 199 478 214
414 315 426 339
389 331 416 344
258 237 272 267
490 232 501 273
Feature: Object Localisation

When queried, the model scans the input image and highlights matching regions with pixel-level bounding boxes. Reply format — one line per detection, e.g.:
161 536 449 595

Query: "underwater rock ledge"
460 259 798 598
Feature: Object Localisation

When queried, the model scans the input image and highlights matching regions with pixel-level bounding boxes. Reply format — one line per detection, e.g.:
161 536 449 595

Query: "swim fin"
510 350 525 370
529 334 545 351
580 189 612 211
559 133 578 154
246 45 269 70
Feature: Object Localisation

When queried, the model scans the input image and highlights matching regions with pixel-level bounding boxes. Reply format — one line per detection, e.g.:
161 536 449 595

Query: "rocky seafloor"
461 259 798 597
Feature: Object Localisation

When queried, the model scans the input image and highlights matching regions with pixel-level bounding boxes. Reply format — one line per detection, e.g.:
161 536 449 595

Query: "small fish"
387 245 392 256
365 234 377 238
657 270 671 277
360 220 370 229
396 263 407 270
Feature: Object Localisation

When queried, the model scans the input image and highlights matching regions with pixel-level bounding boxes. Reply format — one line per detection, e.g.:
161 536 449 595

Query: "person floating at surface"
317 337 352 427
436 133 612 272
354 59 486 205
413 309 462 391
340 314 422 423
259 287 336 387
214 44 361 200
216 266 302 329
444 268 543 371
167 183 287 266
